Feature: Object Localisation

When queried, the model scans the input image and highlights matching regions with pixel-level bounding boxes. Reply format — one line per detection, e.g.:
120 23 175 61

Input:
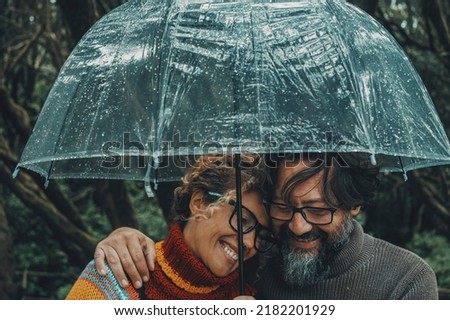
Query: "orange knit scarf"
143 222 256 299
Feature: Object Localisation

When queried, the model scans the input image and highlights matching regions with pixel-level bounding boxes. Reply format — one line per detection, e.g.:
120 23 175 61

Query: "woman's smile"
220 240 238 262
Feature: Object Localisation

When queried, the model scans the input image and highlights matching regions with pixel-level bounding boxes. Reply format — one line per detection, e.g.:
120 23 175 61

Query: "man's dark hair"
267 153 381 211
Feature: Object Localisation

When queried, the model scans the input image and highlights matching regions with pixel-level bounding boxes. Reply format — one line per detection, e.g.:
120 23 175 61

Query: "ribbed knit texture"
66 222 255 300
255 221 438 300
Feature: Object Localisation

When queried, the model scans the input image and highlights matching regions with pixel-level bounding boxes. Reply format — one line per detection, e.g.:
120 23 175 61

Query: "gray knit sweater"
254 221 438 299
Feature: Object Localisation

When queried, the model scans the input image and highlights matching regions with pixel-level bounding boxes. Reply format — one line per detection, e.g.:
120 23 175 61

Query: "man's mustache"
280 224 327 242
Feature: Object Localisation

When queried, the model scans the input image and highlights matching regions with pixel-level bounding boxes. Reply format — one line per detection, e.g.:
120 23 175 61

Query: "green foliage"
354 209 367 226
6 180 168 299
406 231 450 288
127 181 168 241
6 192 80 299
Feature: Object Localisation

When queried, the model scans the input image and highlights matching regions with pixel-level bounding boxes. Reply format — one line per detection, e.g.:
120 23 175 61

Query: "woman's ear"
189 191 206 216
350 206 361 217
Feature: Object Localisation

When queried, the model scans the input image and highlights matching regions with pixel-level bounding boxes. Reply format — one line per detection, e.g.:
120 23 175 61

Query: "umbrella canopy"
14 0 450 297
15 0 450 188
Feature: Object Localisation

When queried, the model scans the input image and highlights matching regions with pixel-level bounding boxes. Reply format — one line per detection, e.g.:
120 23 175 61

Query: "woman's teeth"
221 242 238 261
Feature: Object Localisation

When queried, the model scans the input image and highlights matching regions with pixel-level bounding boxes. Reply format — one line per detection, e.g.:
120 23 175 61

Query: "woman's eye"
241 213 254 225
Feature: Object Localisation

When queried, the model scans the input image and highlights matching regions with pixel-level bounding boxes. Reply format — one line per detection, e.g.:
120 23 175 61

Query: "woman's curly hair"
171 153 270 225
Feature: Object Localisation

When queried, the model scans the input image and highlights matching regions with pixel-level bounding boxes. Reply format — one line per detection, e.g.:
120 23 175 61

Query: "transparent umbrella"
14 0 450 294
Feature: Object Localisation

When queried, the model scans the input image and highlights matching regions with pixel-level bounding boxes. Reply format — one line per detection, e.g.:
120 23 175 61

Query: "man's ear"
350 206 361 217
189 191 206 216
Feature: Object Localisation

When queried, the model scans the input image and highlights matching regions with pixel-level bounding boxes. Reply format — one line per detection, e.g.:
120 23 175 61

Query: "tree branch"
92 180 139 229
0 186 20 299
427 0 450 70
0 157 97 266
0 81 32 142
411 171 450 226
0 136 96 264
347 0 380 16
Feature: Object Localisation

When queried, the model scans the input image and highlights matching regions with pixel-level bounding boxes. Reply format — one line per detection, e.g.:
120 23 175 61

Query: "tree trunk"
426 0 450 70
155 181 179 222
58 0 126 46
93 180 139 229
0 187 20 299
0 158 97 266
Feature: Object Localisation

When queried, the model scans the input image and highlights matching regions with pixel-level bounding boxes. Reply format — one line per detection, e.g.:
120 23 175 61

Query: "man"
93 153 438 299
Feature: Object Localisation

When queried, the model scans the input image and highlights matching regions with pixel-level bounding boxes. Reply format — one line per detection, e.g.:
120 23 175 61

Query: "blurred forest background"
0 0 449 299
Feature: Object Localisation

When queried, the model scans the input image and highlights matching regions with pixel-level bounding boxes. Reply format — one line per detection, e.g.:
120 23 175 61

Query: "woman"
66 154 274 299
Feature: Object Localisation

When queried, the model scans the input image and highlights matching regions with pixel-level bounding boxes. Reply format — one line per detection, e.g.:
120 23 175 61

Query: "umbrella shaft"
235 153 245 295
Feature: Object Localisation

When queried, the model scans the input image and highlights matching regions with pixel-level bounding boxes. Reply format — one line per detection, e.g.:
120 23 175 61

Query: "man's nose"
289 212 313 235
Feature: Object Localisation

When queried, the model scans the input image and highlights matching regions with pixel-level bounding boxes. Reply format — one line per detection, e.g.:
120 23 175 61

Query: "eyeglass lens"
229 208 274 252
229 206 257 233
270 203 333 224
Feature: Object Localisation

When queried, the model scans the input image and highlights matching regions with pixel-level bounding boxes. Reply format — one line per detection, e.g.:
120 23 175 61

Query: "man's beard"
279 215 354 287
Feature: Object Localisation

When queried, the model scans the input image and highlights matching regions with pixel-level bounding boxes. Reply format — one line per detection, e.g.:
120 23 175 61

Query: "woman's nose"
242 230 256 254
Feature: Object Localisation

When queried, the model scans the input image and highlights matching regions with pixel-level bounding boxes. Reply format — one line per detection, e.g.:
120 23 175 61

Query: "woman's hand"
94 227 156 288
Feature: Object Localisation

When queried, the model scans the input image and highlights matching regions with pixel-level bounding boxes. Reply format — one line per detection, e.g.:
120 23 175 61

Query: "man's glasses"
264 200 337 225
208 192 276 253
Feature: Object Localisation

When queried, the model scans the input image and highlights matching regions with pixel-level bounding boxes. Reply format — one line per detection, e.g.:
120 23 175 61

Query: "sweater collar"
157 222 240 293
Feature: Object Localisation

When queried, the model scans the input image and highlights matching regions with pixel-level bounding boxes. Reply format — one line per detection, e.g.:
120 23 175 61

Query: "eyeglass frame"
263 200 337 225
207 192 277 252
